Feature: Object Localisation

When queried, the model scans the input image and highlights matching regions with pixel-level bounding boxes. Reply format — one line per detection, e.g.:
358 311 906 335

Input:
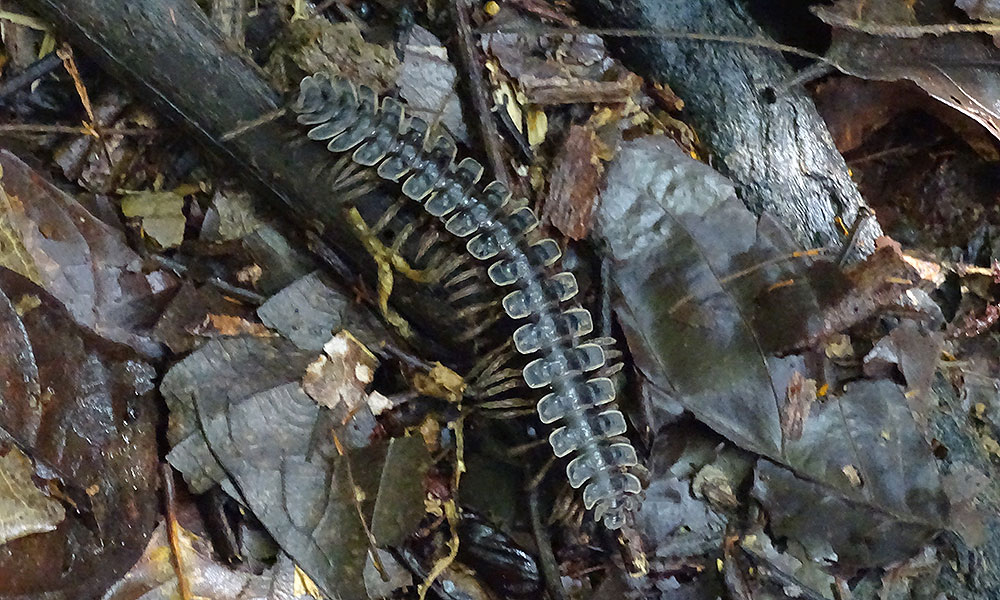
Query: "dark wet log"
574 0 881 258
31 0 466 357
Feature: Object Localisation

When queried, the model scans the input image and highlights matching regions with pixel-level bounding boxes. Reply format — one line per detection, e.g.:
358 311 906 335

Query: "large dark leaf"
0 268 159 599
596 137 947 571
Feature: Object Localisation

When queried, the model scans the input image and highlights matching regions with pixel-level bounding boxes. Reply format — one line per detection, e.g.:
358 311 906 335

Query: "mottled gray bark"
575 0 881 258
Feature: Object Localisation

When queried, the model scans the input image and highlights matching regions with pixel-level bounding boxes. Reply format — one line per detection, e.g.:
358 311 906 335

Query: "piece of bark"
30 0 468 360
574 0 882 259
546 124 601 240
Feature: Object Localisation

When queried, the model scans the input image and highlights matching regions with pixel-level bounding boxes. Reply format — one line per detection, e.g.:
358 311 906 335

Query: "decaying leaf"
101 521 315 600
201 187 265 242
265 19 398 92
200 189 317 296
302 331 379 419
162 328 431 598
752 380 947 571
120 191 186 249
482 19 642 105
816 0 1000 140
152 282 262 353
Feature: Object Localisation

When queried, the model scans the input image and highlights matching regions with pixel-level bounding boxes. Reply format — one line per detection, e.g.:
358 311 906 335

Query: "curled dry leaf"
817 0 1000 141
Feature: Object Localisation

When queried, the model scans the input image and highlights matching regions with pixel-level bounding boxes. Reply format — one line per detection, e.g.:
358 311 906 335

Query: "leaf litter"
596 136 948 574
7 0 1000 597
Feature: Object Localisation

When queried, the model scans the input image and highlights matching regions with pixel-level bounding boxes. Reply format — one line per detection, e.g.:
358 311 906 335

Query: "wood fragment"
546 124 601 240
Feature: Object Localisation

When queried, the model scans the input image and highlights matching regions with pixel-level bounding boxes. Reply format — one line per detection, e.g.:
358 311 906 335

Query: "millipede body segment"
293 74 642 530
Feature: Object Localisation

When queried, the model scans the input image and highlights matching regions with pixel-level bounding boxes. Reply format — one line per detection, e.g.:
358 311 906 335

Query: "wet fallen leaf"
0 268 159 599
817 0 1000 140
163 330 431 598
256 270 388 352
398 25 469 143
152 282 260 353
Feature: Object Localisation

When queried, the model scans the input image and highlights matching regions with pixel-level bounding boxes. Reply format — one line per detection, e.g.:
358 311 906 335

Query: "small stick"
813 6 1000 38
162 464 194 600
0 123 160 136
836 206 874 267
57 43 115 170
451 0 510 189
529 479 568 600
0 51 62 103
219 106 287 141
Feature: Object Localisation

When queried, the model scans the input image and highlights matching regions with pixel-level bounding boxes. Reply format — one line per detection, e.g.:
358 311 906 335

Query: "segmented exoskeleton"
292 74 642 530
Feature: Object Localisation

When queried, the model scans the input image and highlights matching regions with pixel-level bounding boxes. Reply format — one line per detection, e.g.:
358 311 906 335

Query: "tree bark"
574 0 881 258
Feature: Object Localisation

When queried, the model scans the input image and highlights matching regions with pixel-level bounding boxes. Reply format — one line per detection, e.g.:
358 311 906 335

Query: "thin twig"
219 106 288 141
162 464 194 600
151 255 268 305
0 123 161 136
56 43 115 170
813 6 1000 38
481 24 829 63
529 478 568 600
451 0 510 189
332 433 390 581
0 52 62 103
836 206 874 267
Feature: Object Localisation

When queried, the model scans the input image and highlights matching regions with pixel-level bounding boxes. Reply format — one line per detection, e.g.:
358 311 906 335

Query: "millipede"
292 74 644 535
